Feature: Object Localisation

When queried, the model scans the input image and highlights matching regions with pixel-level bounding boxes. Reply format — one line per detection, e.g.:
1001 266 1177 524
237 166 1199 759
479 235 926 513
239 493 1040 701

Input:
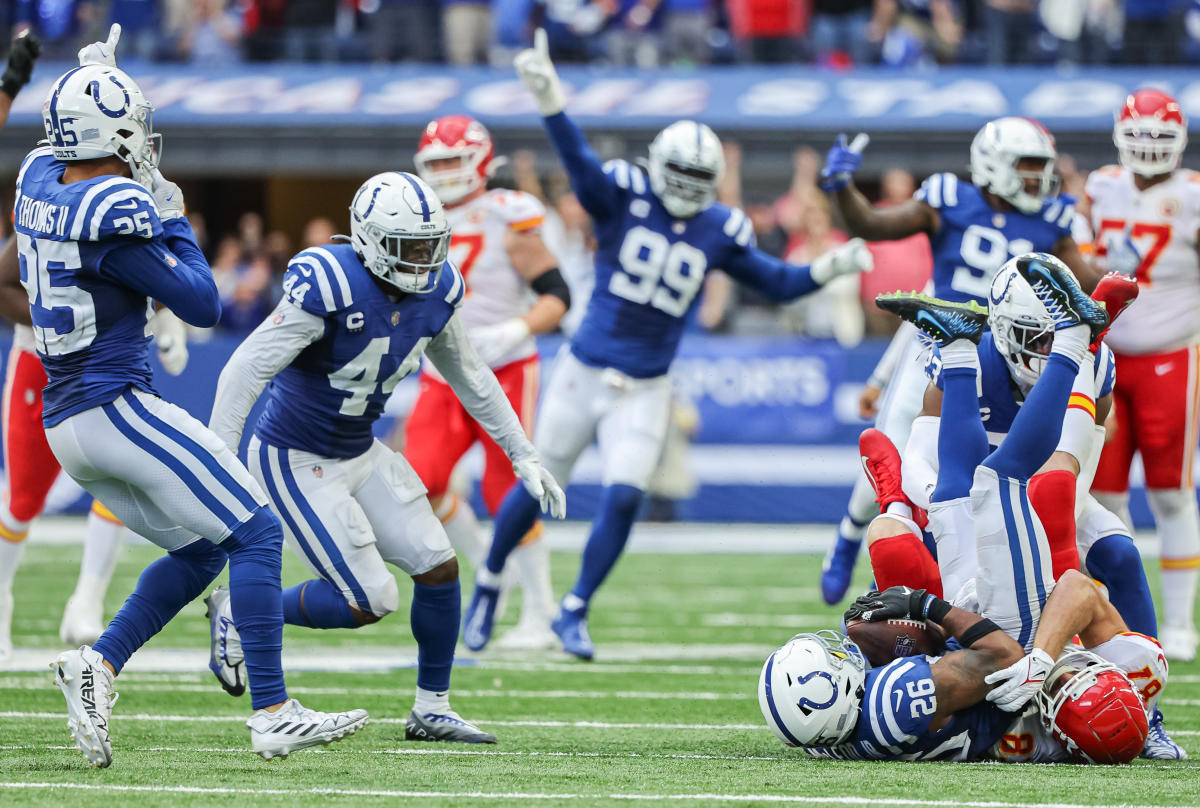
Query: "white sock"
1050 324 1090 366
562 593 586 612
73 510 123 605
885 501 913 520
436 494 486 569
939 339 979 370
414 685 451 716
1149 487 1200 629
0 538 26 593
513 537 555 624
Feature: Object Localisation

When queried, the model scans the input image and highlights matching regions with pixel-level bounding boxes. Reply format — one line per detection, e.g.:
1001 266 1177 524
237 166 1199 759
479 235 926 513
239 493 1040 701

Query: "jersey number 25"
610 226 707 317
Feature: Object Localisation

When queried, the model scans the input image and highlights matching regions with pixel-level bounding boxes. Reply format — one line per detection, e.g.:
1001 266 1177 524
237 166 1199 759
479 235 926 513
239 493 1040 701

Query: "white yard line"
0 783 1196 808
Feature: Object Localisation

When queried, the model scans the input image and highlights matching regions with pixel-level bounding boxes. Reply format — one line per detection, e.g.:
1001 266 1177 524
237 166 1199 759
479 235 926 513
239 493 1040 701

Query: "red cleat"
1089 272 1139 352
858 428 908 510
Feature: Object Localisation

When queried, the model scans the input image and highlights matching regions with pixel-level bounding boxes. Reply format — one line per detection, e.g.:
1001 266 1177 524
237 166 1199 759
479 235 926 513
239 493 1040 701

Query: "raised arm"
819 132 940 241
721 238 872 302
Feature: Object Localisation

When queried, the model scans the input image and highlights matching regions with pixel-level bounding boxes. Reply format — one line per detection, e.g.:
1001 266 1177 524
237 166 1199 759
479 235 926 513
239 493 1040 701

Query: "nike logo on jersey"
1155 362 1174 376
114 200 140 210
893 688 903 713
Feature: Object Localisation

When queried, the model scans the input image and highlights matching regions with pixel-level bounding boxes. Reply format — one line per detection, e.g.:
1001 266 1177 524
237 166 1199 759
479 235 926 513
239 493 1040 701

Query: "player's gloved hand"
810 238 873 285
844 586 929 623
818 133 869 192
150 308 189 375
1102 228 1142 276
513 455 566 519
984 648 1055 712
78 23 120 68
149 169 185 220
468 318 532 367
514 28 565 117
1 30 40 100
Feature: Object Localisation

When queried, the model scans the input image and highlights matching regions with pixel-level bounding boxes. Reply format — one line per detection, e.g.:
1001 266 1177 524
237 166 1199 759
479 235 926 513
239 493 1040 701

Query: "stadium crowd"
4 0 1199 67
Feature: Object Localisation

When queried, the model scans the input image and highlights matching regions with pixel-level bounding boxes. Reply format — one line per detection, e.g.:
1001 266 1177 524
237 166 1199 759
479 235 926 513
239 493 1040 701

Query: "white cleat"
494 618 559 651
0 589 13 661
247 698 369 760
52 645 117 768
59 595 105 648
1160 624 1198 662
205 587 245 696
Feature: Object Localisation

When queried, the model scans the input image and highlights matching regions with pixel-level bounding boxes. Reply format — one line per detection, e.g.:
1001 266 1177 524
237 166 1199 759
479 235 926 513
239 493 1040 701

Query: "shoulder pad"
441 261 465 308
602 159 648 195
70 178 162 242
283 247 356 315
721 205 757 248
487 189 547 231
1040 195 1077 232
914 173 961 210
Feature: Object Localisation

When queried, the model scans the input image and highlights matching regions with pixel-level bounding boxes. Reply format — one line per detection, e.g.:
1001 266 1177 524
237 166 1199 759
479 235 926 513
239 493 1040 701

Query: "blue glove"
819 133 868 192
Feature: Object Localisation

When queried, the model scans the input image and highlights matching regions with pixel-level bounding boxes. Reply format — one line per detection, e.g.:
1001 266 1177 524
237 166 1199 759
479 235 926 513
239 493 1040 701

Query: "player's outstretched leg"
60 501 125 647
463 483 542 651
821 482 872 605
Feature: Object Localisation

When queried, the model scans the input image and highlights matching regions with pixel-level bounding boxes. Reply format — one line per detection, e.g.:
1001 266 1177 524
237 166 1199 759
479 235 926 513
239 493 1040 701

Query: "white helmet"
647 120 724 219
988 253 1061 391
349 172 451 295
969 117 1059 215
758 630 866 747
43 64 161 186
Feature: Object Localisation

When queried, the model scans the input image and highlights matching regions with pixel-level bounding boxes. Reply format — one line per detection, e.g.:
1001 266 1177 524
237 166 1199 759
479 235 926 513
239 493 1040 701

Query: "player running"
209 171 565 743
1087 89 1200 662
819 118 1102 605
409 115 569 649
462 29 874 659
28 50 366 766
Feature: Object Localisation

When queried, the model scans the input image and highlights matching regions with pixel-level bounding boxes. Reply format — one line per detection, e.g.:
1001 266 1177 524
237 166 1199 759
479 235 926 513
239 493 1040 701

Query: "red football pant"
867 532 943 598
405 355 539 516
1093 344 1200 493
1 346 60 534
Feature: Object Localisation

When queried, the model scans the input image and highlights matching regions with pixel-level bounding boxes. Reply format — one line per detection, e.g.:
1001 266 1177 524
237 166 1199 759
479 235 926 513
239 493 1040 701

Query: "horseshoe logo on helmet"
88 75 131 119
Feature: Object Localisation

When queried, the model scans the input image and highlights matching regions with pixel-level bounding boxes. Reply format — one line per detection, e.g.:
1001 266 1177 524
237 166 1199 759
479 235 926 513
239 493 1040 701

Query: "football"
846 617 947 667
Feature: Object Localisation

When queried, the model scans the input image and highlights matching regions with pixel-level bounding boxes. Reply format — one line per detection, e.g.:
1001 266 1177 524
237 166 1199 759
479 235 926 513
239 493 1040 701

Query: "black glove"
844 586 929 623
2 31 40 100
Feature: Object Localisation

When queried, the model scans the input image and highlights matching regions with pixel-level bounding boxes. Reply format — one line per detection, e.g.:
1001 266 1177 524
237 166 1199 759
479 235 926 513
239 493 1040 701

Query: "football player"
409 115 569 649
462 29 874 658
28 47 365 766
1087 89 1200 662
819 118 1104 605
208 172 565 742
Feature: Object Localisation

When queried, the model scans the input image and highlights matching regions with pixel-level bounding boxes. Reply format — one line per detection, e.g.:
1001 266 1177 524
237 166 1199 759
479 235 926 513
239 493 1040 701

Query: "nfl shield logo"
313 466 323 479
391 312 400 326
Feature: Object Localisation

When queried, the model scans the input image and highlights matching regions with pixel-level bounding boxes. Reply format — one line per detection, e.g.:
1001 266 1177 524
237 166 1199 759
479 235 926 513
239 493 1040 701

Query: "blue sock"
282 579 359 629
485 484 542 576
411 579 460 693
94 540 226 674
932 366 988 503
222 508 288 710
1087 534 1158 637
986 352 1080 481
570 484 643 604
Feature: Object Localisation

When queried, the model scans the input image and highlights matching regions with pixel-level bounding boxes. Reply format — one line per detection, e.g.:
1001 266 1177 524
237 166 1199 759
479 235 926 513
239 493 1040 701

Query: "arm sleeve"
902 415 941 510
720 245 820 302
542 111 621 221
208 298 326 452
97 219 221 327
424 312 537 463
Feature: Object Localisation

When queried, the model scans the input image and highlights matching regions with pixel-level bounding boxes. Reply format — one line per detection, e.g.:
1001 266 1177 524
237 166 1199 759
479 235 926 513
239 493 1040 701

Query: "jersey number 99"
610 226 707 317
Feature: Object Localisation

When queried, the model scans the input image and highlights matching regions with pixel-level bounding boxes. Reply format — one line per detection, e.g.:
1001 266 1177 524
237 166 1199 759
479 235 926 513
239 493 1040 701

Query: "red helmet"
1114 89 1187 177
1036 651 1148 764
415 115 495 205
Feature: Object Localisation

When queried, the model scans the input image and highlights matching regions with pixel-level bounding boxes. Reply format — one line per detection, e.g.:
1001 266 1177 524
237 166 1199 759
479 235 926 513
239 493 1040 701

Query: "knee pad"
1147 488 1198 520
367 574 400 618
1085 534 1142 583
170 538 229 581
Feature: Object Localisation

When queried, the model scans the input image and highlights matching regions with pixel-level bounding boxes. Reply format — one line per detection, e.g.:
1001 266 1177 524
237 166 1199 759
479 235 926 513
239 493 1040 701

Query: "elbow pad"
530 268 571 309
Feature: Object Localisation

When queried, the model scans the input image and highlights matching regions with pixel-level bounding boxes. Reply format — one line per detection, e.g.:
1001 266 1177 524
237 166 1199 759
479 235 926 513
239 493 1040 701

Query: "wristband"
922 594 951 624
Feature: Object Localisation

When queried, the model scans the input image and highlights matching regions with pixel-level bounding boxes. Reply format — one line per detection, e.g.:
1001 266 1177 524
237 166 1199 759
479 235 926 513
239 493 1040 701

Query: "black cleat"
1013 253 1109 341
875 292 989 346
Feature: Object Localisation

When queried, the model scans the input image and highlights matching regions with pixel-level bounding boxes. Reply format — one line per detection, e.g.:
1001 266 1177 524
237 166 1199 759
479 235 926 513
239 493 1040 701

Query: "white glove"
149 168 185 220
468 318 531 367
514 28 565 117
810 238 873 285
150 308 188 375
513 455 566 519
1103 228 1142 276
78 23 120 67
984 647 1055 712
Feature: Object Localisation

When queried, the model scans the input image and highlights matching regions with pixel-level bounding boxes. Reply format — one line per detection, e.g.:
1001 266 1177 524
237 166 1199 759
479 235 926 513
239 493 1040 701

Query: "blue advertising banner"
7 63 1200 132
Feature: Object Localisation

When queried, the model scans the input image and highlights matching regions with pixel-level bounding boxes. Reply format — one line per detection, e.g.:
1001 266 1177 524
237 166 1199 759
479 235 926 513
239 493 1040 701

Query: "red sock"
868 533 943 597
1028 469 1079 579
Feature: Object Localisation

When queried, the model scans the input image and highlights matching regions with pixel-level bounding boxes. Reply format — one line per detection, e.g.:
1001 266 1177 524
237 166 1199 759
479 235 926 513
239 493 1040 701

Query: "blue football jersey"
927 333 1116 447
915 173 1077 304
254 244 464 459
14 147 165 426
807 655 1013 761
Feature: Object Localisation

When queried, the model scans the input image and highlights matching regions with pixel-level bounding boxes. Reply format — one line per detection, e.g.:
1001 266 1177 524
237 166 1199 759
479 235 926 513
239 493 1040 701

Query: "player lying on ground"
25 38 365 767
209 172 565 743
464 29 874 659
820 116 1104 606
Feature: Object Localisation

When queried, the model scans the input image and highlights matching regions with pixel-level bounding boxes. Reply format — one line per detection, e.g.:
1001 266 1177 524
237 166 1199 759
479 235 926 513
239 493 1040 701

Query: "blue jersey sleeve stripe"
737 218 755 248
761 652 805 747
943 174 959 207
69 177 130 240
87 187 158 241
927 174 944 208
878 660 919 745
308 247 354 308
293 255 337 312
723 209 744 238
630 166 646 195
444 262 464 305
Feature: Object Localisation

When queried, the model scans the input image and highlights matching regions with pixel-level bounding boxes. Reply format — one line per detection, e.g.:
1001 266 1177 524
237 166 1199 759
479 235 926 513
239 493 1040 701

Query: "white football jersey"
1086 166 1200 355
986 708 1066 763
435 188 546 372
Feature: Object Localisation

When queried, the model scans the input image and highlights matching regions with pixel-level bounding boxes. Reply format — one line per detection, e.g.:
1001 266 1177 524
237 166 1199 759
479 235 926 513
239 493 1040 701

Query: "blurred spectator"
367 0 439 62
1048 0 1122 65
772 146 820 243
14 0 97 61
726 0 809 62
302 216 337 248
178 0 243 65
241 0 288 61
1124 0 1181 63
607 0 665 66
983 0 1037 64
263 229 292 276
444 0 492 64
780 194 861 346
873 0 961 65
662 0 713 63
858 168 933 335
211 236 273 335
108 0 160 61
811 0 874 66
283 0 339 61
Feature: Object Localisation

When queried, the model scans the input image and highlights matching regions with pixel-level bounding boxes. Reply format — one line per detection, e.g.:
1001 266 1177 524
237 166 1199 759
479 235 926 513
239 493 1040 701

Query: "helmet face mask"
415 115 495 206
758 630 866 748
1035 650 1149 764
970 117 1059 215
648 120 724 219
988 254 1062 390
1114 90 1188 177
349 172 451 295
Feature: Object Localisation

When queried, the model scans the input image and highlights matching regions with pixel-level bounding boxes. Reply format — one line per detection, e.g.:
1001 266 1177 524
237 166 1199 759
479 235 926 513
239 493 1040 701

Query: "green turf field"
1 533 1198 807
